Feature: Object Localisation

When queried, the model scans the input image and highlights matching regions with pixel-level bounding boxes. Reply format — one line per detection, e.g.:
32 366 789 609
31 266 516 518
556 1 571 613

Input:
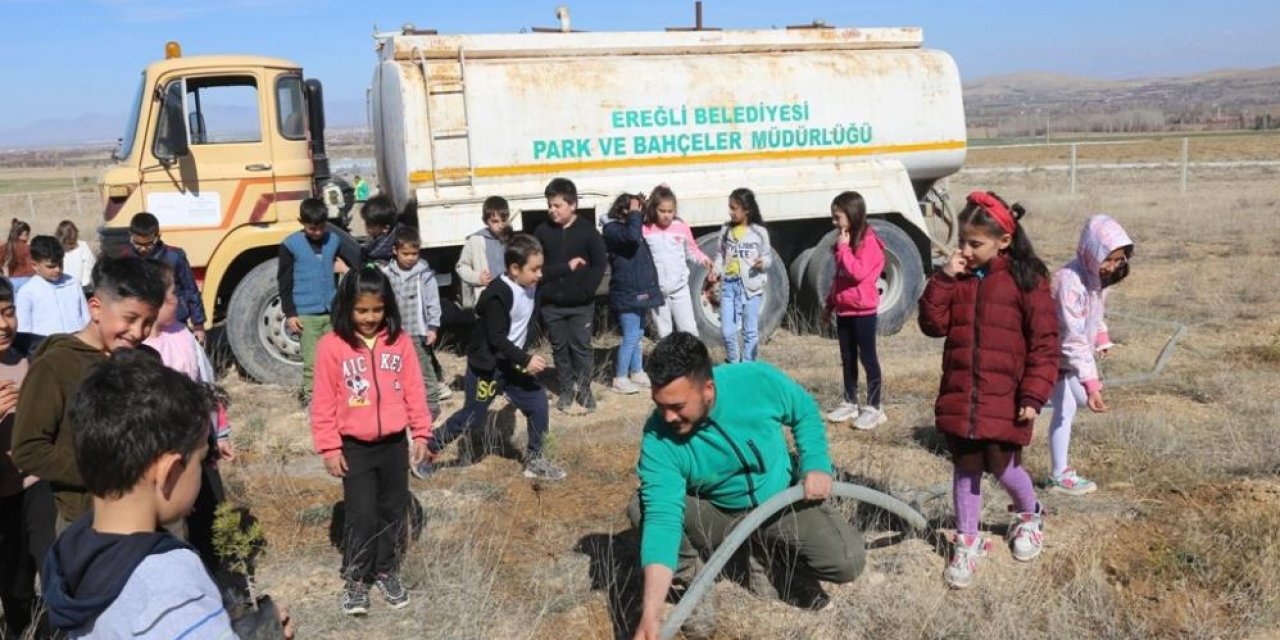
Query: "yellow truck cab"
99 43 350 383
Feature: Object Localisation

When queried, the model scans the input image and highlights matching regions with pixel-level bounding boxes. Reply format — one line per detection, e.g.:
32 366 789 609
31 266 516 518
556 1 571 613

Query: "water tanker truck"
96 18 966 385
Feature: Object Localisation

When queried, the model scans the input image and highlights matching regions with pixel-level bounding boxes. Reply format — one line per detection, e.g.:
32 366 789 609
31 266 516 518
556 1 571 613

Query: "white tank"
369 26 965 245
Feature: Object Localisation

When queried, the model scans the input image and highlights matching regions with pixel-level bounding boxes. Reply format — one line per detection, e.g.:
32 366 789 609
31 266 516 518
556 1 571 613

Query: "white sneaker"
825 402 859 422
611 377 640 395
630 371 652 389
943 533 988 589
1008 506 1045 562
852 407 887 430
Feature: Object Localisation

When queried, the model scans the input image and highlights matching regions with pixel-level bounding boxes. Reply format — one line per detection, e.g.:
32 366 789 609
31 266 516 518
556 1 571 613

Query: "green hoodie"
12 334 107 520
636 361 832 570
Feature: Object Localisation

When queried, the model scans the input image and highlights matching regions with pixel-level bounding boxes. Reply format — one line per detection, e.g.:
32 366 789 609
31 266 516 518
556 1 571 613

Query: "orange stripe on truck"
408 139 966 184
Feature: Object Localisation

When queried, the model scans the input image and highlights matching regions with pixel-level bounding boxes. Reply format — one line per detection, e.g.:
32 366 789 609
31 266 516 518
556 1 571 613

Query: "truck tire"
803 220 924 336
789 247 816 307
688 232 790 349
226 259 302 385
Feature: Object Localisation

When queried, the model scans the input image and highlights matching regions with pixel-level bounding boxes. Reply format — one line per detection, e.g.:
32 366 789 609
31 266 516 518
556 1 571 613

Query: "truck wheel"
789 247 816 306
688 232 790 350
227 259 302 385
804 220 925 336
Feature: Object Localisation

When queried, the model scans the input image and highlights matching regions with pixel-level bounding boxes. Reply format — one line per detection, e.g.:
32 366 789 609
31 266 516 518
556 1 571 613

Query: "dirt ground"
203 157 1280 640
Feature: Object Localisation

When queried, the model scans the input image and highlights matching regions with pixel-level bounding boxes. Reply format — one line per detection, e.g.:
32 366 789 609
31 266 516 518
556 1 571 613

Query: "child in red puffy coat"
918 191 1059 589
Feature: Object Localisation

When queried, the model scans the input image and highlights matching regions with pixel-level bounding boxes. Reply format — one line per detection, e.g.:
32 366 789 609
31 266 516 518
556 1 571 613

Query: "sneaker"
943 533 988 589
630 371 652 388
523 456 567 481
852 407 887 431
376 573 410 609
1048 468 1097 496
577 388 598 414
555 394 578 415
341 580 371 616
611 377 641 395
1008 506 1045 562
825 402 859 423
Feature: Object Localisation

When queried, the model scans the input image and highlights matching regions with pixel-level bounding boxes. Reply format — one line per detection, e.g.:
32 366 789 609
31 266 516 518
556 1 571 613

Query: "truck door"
139 72 276 266
267 72 313 222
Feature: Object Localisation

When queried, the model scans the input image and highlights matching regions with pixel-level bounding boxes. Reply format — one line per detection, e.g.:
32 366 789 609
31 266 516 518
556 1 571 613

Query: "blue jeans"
615 311 644 379
720 278 763 362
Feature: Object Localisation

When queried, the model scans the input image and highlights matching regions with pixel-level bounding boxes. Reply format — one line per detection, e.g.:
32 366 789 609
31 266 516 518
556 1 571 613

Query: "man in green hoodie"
629 332 864 640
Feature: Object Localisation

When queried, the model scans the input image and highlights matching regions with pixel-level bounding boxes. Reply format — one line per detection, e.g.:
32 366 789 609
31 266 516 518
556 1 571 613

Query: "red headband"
967 191 1016 235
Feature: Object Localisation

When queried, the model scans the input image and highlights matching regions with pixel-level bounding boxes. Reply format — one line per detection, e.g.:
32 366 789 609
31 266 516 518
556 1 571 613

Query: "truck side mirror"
153 81 190 163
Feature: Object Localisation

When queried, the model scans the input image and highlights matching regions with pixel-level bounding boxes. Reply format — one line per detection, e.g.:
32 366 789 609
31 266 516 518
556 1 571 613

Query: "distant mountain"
0 99 369 150
964 66 1280 131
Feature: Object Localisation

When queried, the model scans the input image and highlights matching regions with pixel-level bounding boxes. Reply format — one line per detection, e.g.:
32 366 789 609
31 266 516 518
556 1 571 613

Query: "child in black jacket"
425 234 566 481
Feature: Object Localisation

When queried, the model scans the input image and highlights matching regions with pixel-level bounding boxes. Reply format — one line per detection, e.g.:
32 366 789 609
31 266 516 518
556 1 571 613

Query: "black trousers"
0 481 55 638
835 315 882 407
541 304 595 401
341 432 410 583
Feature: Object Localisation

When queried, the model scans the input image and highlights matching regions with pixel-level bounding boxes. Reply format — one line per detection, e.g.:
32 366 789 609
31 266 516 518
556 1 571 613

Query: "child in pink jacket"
824 191 887 429
642 185 712 338
1048 214 1133 496
311 266 431 617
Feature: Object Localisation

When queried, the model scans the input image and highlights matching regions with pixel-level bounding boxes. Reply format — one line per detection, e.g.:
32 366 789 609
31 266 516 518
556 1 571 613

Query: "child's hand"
942 249 966 277
568 257 587 271
410 439 429 465
1087 391 1109 413
426 330 438 346
752 257 764 270
1017 406 1039 423
705 270 719 283
0 380 19 415
480 269 493 286
838 228 851 246
334 261 350 275
217 439 236 462
192 325 207 345
526 355 549 375
286 317 302 335
323 454 348 478
700 256 713 270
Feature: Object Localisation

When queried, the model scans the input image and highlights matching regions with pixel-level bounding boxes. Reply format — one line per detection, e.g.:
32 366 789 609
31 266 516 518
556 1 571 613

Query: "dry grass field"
4 133 1279 638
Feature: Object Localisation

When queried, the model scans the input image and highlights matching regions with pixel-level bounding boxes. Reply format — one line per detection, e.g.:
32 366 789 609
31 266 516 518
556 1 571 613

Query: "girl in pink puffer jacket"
823 191 887 430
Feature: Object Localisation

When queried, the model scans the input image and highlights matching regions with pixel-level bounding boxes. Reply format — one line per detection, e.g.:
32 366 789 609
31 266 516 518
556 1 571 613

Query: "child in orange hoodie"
310 266 431 617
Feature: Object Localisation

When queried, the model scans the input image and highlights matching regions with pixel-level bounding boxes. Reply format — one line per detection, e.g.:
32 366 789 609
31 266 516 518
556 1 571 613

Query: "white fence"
965 137 1278 194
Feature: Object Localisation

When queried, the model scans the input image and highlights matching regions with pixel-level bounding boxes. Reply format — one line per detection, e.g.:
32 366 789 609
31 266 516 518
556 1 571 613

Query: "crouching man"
628 332 864 640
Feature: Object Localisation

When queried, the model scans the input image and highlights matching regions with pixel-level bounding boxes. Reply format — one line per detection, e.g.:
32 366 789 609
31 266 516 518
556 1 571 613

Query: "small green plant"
212 502 267 608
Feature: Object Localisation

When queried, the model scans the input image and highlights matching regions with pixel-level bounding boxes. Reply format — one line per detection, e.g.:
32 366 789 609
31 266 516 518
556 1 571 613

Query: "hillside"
964 66 1280 135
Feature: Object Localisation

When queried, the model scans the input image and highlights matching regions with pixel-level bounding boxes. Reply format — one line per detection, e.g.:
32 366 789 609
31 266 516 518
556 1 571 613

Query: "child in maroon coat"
918 191 1059 589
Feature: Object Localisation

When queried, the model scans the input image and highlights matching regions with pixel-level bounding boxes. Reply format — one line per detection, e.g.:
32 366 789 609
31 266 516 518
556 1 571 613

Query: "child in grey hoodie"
457 196 512 309
41 351 286 639
711 188 773 362
382 226 447 434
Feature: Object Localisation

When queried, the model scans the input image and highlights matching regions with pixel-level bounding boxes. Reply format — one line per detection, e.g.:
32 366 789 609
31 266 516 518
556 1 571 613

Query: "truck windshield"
115 73 145 161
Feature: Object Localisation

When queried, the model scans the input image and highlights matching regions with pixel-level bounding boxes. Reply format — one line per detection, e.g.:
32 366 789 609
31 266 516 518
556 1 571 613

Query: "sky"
0 0 1277 145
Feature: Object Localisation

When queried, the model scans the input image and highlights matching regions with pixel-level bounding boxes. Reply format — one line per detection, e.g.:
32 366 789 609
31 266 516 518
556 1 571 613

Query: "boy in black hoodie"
534 178 607 414
425 234 566 481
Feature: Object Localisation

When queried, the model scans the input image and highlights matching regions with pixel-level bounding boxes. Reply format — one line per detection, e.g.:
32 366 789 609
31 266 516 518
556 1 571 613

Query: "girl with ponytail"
917 190 1060 589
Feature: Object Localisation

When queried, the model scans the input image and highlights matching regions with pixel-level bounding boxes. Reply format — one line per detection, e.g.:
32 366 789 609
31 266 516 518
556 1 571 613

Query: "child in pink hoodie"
311 266 431 617
823 191 887 430
1048 214 1133 496
642 185 712 338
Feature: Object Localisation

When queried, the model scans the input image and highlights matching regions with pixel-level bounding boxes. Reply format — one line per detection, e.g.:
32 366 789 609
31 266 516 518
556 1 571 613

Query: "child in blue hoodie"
41 350 294 639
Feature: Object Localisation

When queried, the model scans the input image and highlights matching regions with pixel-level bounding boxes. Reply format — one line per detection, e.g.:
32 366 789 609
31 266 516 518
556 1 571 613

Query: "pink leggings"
953 457 1039 536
